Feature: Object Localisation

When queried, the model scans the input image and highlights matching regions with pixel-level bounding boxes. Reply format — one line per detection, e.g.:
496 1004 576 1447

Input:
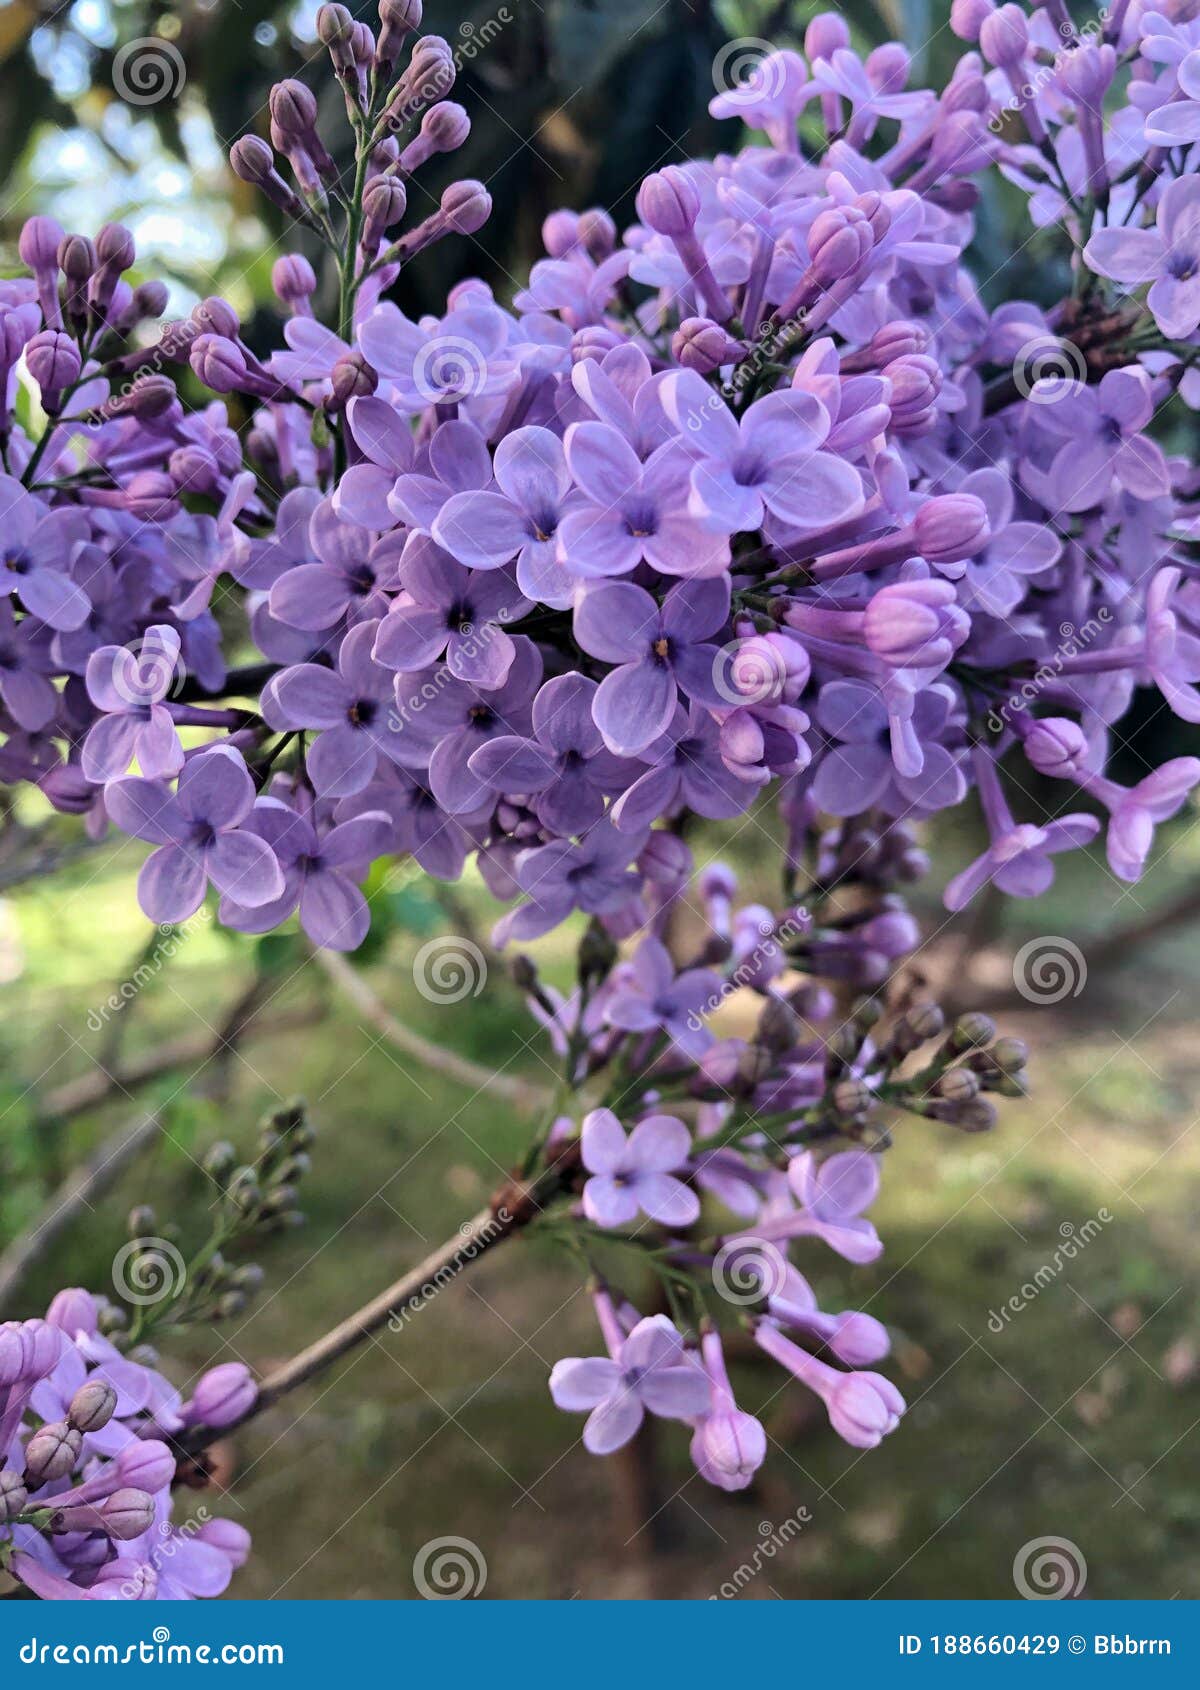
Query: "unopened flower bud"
127 1205 156 1239
24 1421 82 1486
934 1066 980 1103
169 444 220 494
672 316 744 374
439 179 491 234
1023 716 1088 780
833 1076 873 1116
419 100 470 155
990 1036 1029 1074
204 1140 238 1182
979 3 1028 67
269 79 319 138
913 493 990 564
950 1011 996 1051
67 1379 117 1434
636 167 701 237
95 222 136 274
272 254 317 311
329 351 379 408
25 329 80 406
805 12 850 58
188 1362 257 1429
0 1469 28 1524
757 996 800 1054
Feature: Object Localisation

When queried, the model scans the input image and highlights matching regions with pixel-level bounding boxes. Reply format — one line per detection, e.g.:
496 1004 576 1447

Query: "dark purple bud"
25 329 81 408
317 2 356 54
912 493 990 563
0 1469 28 1524
18 214 64 274
192 333 247 394
57 233 95 286
1023 716 1088 779
672 316 744 374
439 179 491 235
351 21 375 66
570 325 624 362
132 279 169 321
807 206 873 286
577 207 616 261
269 78 320 138
805 11 850 58
187 1361 257 1429
192 295 240 340
23 1420 82 1486
979 3 1028 66
67 1379 118 1434
230 134 278 186
636 166 700 237
169 444 220 493
271 254 317 308
329 351 379 408
95 222 136 274
111 373 178 422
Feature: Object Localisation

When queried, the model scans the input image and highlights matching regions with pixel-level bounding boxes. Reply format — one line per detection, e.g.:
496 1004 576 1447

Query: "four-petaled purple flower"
82 625 184 783
550 1309 710 1454
581 1107 700 1228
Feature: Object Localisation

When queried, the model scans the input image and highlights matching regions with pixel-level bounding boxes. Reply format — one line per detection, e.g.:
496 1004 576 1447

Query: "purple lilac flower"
82 625 184 783
0 600 57 730
661 369 864 533
373 535 528 690
268 500 402 631
1030 367 1171 512
105 746 284 923
689 1327 767 1491
493 819 645 945
944 750 1101 909
557 425 730 581
580 1108 700 1228
0 476 90 630
603 934 723 1060
573 576 730 755
218 798 392 949
265 621 412 797
466 672 632 833
754 1320 905 1449
1084 175 1200 340
550 1301 710 1454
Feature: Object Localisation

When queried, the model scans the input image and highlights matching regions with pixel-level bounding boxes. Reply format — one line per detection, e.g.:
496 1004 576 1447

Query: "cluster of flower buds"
0 1292 251 1599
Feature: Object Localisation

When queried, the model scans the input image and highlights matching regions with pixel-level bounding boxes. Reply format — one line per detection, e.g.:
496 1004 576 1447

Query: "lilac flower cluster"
1 1291 252 1599
1 0 1199 1591
2 1 1198 939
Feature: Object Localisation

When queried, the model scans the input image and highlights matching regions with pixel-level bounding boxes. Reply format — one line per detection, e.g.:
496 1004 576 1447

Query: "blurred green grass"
2 824 1199 1599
